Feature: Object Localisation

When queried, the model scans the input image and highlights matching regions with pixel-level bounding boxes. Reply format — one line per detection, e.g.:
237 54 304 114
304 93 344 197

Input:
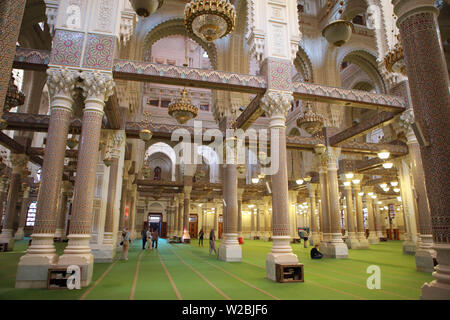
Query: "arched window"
154 167 161 181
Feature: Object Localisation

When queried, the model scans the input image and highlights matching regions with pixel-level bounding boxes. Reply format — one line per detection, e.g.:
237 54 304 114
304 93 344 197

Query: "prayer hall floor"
0 239 433 300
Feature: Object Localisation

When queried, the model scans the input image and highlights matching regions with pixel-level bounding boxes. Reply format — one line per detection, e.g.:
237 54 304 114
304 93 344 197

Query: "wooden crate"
275 264 304 283
0 243 8 252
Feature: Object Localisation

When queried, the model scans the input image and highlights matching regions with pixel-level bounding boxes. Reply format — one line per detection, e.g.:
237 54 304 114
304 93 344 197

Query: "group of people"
198 228 217 256
141 227 159 250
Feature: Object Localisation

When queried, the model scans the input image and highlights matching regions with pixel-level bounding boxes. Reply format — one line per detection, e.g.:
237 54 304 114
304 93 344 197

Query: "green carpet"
0 238 433 300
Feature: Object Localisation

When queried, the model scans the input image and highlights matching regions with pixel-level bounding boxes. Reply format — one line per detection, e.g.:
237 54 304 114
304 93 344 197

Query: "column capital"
392 0 438 25
260 90 293 121
46 67 79 110
105 130 125 159
62 180 73 193
79 71 115 110
10 154 28 174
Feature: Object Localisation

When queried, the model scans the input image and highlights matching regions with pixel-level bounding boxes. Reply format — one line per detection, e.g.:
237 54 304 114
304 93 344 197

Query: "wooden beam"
104 91 121 130
292 82 406 112
329 111 398 146
0 132 43 166
12 48 49 71
233 93 265 130
113 59 267 94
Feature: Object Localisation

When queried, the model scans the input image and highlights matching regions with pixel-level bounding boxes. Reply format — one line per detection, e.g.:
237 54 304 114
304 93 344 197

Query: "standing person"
152 229 159 249
120 228 131 261
303 230 309 248
146 228 152 250
209 229 217 255
141 226 148 250
198 229 204 247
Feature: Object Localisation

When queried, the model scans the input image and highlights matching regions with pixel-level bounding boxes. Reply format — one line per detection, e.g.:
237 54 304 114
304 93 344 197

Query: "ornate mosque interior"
0 0 449 301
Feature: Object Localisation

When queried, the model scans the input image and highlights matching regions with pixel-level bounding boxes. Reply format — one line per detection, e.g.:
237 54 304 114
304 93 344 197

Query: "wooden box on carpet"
275 264 304 283
0 243 8 252
47 267 78 290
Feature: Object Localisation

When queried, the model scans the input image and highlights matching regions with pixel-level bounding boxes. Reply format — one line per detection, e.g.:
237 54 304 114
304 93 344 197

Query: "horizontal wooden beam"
113 59 267 94
0 132 43 166
13 48 49 71
329 111 398 146
292 82 406 112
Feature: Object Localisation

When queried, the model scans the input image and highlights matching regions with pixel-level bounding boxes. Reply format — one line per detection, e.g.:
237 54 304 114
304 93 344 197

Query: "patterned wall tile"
50 30 84 67
82 33 115 70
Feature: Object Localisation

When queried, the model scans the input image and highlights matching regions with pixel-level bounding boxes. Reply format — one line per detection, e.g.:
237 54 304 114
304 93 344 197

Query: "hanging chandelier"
184 0 236 42
4 75 25 113
168 88 198 124
384 36 406 76
139 111 153 142
130 0 164 17
322 0 354 47
296 102 324 135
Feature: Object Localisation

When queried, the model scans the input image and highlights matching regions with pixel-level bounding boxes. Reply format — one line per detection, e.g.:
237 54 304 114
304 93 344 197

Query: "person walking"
141 227 148 250
146 228 152 250
209 229 217 255
198 229 204 247
120 228 131 260
152 229 159 249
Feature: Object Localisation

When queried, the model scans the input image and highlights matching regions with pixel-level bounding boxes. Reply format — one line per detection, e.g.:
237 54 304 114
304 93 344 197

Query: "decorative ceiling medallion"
184 0 236 42
168 88 198 124
130 0 164 17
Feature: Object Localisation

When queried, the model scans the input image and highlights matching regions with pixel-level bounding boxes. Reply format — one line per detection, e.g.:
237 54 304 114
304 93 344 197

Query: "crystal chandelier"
184 0 236 42
296 102 324 135
384 36 406 76
130 0 163 17
4 74 25 112
168 88 198 124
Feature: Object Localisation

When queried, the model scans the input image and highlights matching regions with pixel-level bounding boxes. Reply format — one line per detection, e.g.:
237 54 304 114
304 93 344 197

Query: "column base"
357 232 369 248
91 243 116 263
403 239 417 254
0 229 15 251
218 233 242 262
320 233 348 259
266 236 298 281
182 229 191 243
421 244 450 300
15 233 58 288
57 234 94 287
416 248 436 273
14 228 25 240
345 233 360 249
368 233 380 244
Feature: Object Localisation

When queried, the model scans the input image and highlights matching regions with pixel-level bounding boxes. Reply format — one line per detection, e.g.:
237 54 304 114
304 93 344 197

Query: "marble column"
0 154 27 249
100 153 121 261
261 90 298 280
396 158 419 254
393 0 450 299
256 205 262 238
213 199 219 237
129 184 137 240
308 183 320 245
344 183 359 249
250 206 255 239
399 110 436 272
14 183 30 240
354 181 369 249
58 71 114 287
16 67 78 288
177 194 184 238
323 147 348 258
54 181 71 239
0 0 26 118
364 187 379 244
219 156 241 262
182 187 191 242
317 153 331 245
0 177 8 227
237 188 243 238
264 196 271 240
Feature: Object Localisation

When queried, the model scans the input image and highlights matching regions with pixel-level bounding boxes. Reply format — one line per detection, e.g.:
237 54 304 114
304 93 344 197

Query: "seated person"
310 245 323 259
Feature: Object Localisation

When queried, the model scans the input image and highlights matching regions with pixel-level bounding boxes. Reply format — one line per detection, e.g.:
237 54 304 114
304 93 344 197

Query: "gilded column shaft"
104 158 119 234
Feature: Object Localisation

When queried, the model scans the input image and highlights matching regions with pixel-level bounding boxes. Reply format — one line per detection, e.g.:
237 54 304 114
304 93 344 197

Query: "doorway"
148 213 162 237
189 214 198 239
